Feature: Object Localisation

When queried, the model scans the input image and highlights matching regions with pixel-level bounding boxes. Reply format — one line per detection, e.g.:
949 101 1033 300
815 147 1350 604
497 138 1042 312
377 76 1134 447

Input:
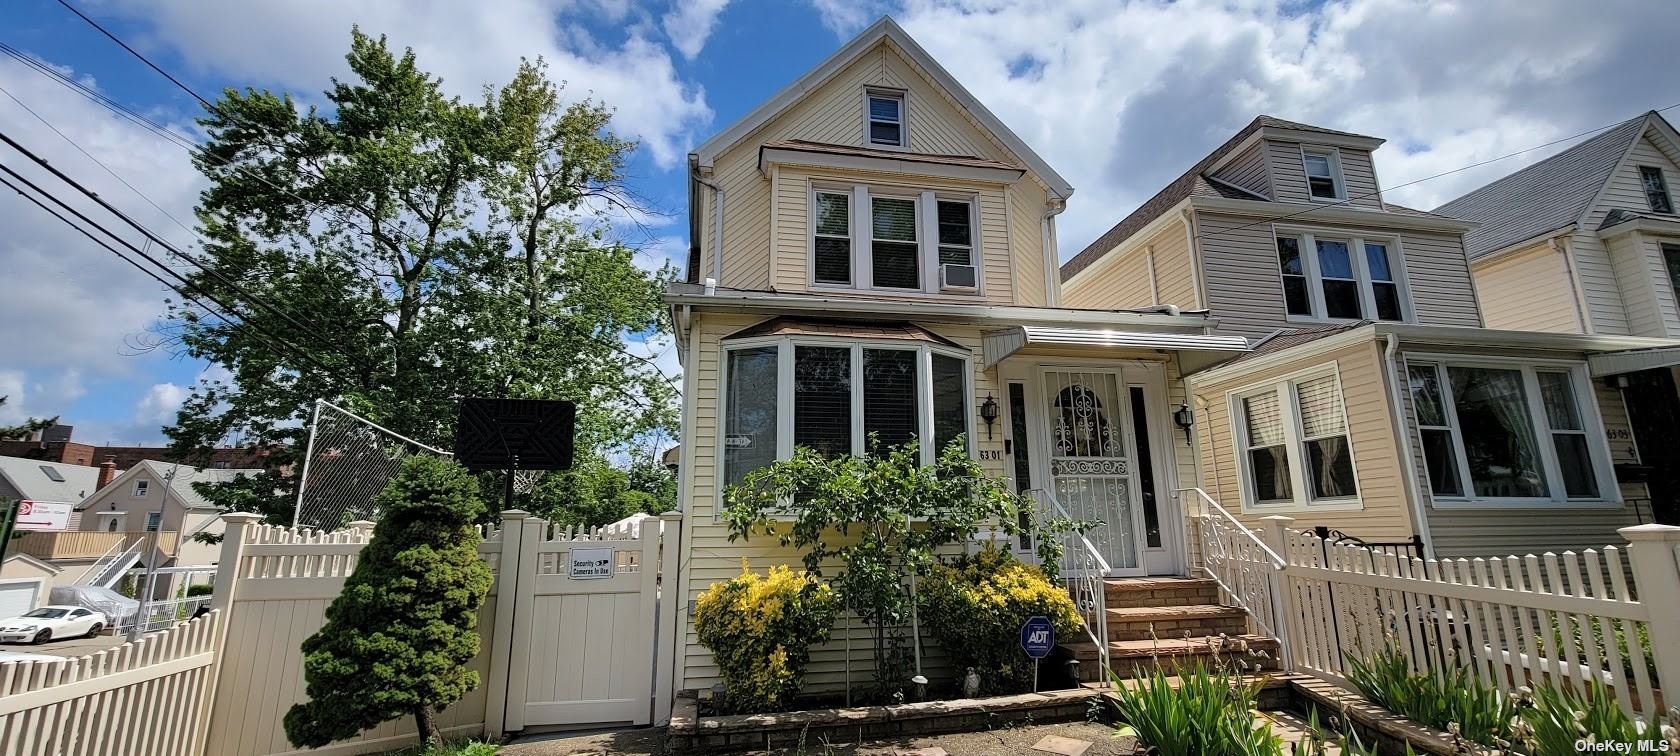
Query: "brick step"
1101 577 1220 608
1063 633 1280 682
1103 604 1250 641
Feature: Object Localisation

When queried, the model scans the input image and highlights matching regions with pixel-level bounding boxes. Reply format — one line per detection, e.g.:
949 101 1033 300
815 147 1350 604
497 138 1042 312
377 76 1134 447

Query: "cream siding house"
668 18 1255 694
1437 111 1680 526
1062 116 1679 560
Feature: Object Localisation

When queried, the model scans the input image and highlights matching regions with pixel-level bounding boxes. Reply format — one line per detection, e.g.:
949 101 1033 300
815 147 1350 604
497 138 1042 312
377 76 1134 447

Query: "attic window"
38 465 65 482
1641 166 1673 214
1302 148 1343 200
867 91 904 147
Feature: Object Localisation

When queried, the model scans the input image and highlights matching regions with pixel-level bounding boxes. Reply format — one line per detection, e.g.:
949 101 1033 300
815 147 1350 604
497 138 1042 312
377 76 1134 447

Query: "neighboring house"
0 553 60 616
0 454 103 509
1060 116 1680 559
1435 111 1680 524
75 460 258 569
668 18 1255 693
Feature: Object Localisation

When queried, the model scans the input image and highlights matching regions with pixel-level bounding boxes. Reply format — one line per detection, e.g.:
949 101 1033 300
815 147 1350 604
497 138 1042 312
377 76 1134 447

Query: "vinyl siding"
1212 142 1270 198
1606 231 1668 337
768 165 1016 304
675 312 1009 693
1009 181 1049 306
1267 141 1383 210
1397 348 1652 559
1570 132 1680 335
699 40 1044 299
1471 242 1584 333
1061 217 1193 310
1195 213 1480 340
1190 339 1415 542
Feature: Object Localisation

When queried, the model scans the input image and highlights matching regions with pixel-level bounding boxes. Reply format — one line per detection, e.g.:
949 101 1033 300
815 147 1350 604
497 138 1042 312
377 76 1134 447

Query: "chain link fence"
292 399 453 531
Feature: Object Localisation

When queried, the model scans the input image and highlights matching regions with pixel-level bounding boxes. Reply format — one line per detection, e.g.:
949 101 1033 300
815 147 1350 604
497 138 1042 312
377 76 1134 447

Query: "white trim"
691 17 1073 199
1225 362 1363 514
1273 227 1414 323
864 88 907 149
1596 213 1680 240
1188 195 1476 233
665 283 1217 328
806 182 985 297
760 147 1025 185
1299 145 1348 202
1468 226 1578 268
1263 126 1384 152
1402 353 1620 509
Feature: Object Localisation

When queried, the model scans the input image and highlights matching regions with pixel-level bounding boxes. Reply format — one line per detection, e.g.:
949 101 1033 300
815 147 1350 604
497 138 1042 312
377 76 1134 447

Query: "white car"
0 606 107 644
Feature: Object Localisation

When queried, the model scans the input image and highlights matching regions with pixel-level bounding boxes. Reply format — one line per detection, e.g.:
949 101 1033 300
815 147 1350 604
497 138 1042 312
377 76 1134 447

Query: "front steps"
1064 576 1281 682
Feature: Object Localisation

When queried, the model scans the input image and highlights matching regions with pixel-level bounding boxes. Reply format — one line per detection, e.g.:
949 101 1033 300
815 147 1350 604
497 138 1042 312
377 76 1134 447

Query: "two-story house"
1435 111 1680 525
1061 116 1680 560
667 18 1268 694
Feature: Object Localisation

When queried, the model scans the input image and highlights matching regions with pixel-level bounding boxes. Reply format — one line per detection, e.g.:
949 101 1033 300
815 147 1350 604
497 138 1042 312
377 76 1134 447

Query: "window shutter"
1243 391 1286 447
1295 374 1346 438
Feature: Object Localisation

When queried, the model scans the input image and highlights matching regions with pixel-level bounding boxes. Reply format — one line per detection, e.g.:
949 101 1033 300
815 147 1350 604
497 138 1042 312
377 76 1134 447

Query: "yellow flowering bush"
917 547 1082 694
693 562 839 713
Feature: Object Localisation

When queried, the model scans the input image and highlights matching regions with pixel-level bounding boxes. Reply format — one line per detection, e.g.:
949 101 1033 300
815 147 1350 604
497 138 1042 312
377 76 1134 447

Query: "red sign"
16 500 73 531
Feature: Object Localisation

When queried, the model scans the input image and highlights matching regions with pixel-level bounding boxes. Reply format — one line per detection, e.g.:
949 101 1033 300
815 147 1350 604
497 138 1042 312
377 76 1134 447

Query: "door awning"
982 326 1250 369
1589 346 1680 377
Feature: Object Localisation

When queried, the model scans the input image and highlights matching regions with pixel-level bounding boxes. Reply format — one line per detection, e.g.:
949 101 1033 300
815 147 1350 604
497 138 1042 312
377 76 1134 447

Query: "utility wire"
54 0 216 111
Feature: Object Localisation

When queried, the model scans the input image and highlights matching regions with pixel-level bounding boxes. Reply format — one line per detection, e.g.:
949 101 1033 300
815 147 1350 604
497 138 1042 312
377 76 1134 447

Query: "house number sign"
568 547 614 579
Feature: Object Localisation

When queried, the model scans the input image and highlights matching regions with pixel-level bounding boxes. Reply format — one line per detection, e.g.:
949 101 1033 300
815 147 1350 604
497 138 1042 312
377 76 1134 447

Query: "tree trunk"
413 704 442 749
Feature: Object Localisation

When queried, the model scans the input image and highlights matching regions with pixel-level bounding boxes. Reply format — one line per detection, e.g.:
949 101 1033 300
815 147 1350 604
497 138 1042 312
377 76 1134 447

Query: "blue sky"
1 0 1676 446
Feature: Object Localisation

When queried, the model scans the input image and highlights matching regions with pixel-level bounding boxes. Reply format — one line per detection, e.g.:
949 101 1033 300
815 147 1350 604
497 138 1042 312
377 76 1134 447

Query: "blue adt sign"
1020 615 1055 659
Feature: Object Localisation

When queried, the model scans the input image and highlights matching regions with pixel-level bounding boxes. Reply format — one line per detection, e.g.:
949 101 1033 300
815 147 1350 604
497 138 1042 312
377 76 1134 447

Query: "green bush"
693 562 839 713
185 583 214 597
1346 644 1514 749
1109 661 1283 756
1510 681 1667 754
917 547 1082 695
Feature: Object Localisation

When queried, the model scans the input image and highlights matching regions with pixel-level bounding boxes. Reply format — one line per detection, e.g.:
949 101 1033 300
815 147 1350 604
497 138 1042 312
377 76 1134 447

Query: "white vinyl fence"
0 611 222 756
1189 488 1680 724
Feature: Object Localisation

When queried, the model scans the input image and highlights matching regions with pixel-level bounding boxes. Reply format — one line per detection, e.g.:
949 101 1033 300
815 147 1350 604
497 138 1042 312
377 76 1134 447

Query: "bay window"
1274 229 1410 322
1231 367 1358 510
1405 359 1613 506
811 184 979 294
722 337 973 487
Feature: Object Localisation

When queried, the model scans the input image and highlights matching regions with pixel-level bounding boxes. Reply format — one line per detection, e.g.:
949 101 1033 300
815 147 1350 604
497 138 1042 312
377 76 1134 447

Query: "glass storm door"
1042 369 1147 574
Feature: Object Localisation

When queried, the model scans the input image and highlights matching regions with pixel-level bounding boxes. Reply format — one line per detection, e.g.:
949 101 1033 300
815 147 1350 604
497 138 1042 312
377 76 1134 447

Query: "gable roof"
81 460 262 512
0 455 100 503
690 16 1072 200
1432 115 1652 260
1060 116 1383 282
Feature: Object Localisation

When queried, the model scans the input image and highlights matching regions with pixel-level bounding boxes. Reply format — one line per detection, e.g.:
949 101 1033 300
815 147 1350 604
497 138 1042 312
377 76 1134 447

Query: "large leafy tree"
165 30 676 520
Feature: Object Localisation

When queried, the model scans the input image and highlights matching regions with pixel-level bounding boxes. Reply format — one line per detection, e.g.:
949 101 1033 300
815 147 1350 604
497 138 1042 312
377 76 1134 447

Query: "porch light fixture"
980 394 999 439
1173 402 1195 444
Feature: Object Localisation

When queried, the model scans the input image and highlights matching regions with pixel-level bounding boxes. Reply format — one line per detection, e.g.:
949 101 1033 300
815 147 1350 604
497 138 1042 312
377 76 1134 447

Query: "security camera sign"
568 547 614 579
15 500 72 532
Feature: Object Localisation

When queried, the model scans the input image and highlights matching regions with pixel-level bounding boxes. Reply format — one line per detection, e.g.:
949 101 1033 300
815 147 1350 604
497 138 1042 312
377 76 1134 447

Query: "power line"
54 0 216 111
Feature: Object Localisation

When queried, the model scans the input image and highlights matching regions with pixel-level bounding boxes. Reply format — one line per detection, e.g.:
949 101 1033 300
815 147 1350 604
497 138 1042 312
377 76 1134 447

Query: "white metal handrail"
1025 488 1110 681
72 536 129 585
1177 487 1288 654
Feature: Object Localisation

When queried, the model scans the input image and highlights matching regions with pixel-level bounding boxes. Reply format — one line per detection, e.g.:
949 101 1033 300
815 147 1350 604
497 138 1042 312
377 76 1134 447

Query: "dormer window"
1641 166 1673 214
867 91 904 147
1302 148 1343 200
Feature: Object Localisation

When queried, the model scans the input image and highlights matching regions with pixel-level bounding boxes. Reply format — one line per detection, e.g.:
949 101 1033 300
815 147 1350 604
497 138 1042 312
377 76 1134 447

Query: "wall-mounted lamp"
1173 402 1195 445
980 394 1000 440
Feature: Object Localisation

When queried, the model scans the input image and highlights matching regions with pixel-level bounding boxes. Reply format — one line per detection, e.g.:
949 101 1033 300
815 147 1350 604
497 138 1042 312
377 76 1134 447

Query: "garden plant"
917 546 1081 694
693 562 840 713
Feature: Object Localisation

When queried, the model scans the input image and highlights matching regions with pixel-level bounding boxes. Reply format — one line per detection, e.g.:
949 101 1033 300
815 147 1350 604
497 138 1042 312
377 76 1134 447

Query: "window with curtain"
1315 239 1361 319
1277 237 1311 316
1448 366 1547 498
813 192 851 285
1536 371 1597 498
794 346 852 457
1641 166 1673 214
931 353 967 454
871 196 920 289
1407 364 1463 497
1234 368 1360 509
1274 230 1408 322
723 347 779 486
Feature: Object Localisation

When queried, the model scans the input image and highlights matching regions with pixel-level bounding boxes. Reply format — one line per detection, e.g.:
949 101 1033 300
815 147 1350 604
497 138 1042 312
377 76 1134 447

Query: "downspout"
1551 236 1593 335
1382 333 1434 559
1041 199 1066 307
696 175 726 286
1180 207 1208 310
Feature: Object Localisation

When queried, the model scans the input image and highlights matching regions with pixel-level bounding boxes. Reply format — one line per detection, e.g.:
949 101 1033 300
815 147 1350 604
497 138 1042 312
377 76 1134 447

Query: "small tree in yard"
284 455 493 749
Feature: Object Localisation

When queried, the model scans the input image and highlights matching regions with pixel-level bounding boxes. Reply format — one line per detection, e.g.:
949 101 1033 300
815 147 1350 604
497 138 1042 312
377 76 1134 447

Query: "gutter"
663 287 1219 329
695 174 726 285
1552 236 1593 334
1381 333 1434 559
1041 199 1066 307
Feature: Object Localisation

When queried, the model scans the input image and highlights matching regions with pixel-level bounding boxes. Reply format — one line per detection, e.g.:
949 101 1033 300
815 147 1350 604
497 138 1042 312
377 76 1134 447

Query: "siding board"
1472 242 1583 333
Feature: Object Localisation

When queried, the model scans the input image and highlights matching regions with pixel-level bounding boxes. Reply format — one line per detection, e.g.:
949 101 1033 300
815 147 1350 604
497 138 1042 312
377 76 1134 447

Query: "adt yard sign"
1020 615 1055 659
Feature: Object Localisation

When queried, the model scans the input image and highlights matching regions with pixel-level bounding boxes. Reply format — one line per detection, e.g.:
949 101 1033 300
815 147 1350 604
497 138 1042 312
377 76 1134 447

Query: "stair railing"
1175 487 1292 668
1024 488 1110 681
73 536 130 585
83 538 146 589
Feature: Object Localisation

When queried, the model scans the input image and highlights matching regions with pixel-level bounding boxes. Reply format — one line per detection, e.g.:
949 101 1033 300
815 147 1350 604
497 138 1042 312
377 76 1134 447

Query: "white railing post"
346 520 376 539
209 513 260 614
1619 524 1680 694
653 511 683 725
484 509 530 741
1260 515 1297 671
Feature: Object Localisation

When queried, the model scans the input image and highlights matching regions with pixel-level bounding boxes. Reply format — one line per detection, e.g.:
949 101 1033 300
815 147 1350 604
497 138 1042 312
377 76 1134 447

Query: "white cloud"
0 369 85 427
102 0 713 168
823 0 1680 259
134 382 189 425
808 0 892 36
663 0 732 60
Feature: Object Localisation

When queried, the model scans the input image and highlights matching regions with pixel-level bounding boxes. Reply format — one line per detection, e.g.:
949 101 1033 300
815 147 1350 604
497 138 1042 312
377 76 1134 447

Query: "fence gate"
489 516 661 734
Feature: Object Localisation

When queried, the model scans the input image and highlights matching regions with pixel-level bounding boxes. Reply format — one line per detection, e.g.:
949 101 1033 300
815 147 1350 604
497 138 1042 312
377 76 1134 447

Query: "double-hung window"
867 91 905 147
811 185 978 294
1640 166 1673 214
1275 229 1409 322
1232 367 1358 510
133 480 149 497
1302 148 1343 200
722 337 972 488
1405 359 1612 506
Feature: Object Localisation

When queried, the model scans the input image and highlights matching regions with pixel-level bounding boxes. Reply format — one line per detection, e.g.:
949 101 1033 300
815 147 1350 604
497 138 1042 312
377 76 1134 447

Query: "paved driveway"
1 633 129 658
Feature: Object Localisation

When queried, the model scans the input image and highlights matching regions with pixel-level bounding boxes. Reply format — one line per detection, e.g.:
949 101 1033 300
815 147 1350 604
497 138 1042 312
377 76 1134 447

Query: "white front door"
1040 368 1148 574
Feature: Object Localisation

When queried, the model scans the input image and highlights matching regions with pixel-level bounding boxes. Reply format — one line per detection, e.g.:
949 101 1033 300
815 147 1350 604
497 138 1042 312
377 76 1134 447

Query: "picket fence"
0 611 222 756
1190 487 1680 724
